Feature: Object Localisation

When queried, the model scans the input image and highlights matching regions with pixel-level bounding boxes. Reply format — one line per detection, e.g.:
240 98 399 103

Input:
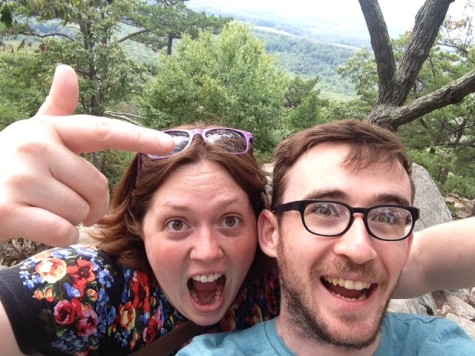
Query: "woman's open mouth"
187 273 226 306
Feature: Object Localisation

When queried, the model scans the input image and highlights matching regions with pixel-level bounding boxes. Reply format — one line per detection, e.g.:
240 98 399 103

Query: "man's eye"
222 216 241 228
165 219 188 231
311 203 339 216
375 212 398 224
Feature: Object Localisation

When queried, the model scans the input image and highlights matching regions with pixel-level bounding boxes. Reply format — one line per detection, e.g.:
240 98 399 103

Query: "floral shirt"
0 244 280 355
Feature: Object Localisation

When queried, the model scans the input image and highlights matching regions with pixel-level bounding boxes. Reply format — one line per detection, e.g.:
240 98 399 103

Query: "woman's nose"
189 227 223 262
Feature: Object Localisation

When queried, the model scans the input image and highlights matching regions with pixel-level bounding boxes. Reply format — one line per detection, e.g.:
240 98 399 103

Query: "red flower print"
54 299 83 326
131 271 151 313
67 259 96 297
77 308 99 337
143 318 158 344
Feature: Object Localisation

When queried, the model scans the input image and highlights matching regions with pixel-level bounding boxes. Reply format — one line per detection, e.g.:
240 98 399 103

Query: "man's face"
261 143 413 350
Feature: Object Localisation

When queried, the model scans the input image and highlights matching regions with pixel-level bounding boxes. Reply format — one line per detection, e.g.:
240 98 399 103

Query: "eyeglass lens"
205 129 247 153
303 202 414 240
169 131 192 155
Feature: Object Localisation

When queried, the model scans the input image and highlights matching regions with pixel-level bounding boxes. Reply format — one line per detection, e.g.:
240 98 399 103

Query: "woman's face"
142 160 257 325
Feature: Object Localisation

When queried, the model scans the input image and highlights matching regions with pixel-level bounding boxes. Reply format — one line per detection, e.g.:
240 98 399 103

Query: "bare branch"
395 0 455 104
104 111 143 126
369 68 475 129
358 0 395 101
18 31 76 41
117 29 150 43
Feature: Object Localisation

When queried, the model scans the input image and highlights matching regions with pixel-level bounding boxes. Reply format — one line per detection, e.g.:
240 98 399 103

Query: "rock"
469 288 475 307
411 163 453 231
388 294 437 315
443 290 475 320
446 313 475 340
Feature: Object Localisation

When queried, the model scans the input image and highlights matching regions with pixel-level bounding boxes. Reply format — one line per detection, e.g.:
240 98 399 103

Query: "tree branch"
117 28 150 43
358 0 396 102
395 0 455 104
18 31 76 41
104 111 143 126
371 68 475 129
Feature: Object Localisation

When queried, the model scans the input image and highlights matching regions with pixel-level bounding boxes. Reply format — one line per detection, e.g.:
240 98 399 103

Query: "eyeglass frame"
272 199 420 241
137 127 254 171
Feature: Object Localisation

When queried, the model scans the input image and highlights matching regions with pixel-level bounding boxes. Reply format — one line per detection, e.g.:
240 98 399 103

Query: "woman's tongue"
189 277 224 305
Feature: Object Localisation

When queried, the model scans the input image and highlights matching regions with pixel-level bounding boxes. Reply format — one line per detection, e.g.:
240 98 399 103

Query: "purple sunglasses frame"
137 127 253 171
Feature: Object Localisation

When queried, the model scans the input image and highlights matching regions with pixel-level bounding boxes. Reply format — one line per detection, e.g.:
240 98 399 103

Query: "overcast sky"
190 0 469 37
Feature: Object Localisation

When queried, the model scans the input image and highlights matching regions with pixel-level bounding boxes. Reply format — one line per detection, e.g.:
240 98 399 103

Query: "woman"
0 124 278 355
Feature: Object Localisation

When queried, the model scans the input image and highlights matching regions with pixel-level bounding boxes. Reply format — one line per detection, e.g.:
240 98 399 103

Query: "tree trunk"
358 0 475 130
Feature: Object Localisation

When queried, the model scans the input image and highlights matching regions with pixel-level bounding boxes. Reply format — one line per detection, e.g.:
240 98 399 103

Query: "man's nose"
190 227 223 262
332 215 377 264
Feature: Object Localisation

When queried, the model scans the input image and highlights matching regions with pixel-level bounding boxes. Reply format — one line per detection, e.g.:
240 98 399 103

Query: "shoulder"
178 319 293 356
377 313 475 354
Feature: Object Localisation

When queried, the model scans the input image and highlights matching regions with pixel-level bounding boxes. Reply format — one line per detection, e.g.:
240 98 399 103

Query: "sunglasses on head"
138 127 253 169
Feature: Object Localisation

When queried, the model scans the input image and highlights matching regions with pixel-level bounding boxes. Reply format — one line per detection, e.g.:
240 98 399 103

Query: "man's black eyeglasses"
273 200 419 241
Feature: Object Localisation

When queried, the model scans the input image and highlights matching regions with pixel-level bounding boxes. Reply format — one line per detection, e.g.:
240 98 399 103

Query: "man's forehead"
282 144 412 203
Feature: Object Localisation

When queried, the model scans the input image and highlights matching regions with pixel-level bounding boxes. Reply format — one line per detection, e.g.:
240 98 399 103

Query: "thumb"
36 64 79 116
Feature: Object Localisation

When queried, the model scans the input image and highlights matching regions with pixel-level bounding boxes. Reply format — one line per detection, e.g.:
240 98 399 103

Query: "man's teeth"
324 277 371 291
192 273 222 283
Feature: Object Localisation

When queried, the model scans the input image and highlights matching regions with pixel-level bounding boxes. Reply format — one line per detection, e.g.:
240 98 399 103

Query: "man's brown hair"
271 119 414 208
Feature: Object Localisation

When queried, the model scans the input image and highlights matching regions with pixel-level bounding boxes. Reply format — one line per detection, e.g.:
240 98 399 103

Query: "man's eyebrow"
304 190 347 201
371 193 410 206
303 191 410 206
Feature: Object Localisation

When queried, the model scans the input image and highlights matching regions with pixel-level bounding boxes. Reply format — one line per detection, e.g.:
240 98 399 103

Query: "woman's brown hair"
92 124 268 277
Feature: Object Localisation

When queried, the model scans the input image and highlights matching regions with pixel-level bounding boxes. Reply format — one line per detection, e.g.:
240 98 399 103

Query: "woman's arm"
395 217 475 298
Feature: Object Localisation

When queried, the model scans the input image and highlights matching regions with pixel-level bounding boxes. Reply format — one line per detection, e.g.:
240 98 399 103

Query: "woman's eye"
222 216 241 228
165 219 189 231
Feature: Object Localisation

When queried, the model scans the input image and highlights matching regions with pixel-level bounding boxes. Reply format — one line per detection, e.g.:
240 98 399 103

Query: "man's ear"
257 209 279 258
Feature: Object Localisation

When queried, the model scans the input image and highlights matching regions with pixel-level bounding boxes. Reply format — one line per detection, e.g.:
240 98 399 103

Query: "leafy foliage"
138 22 289 152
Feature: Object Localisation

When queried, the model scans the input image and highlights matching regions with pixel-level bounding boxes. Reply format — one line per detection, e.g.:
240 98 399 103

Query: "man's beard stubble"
277 236 396 351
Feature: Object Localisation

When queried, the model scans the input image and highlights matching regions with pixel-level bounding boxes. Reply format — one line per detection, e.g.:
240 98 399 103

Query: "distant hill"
188 0 371 48
188 0 361 99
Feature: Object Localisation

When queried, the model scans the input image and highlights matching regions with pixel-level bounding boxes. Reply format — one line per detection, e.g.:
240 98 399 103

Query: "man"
178 120 475 355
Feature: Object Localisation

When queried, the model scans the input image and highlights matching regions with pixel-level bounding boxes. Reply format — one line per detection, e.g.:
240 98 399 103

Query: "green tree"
281 76 325 133
0 50 49 128
0 0 148 115
0 0 228 116
139 22 289 152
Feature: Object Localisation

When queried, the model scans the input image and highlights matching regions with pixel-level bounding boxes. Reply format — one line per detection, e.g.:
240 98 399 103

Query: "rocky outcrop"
388 163 475 339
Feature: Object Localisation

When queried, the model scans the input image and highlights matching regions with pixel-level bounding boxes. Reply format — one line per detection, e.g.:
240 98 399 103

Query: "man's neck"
274 314 381 356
